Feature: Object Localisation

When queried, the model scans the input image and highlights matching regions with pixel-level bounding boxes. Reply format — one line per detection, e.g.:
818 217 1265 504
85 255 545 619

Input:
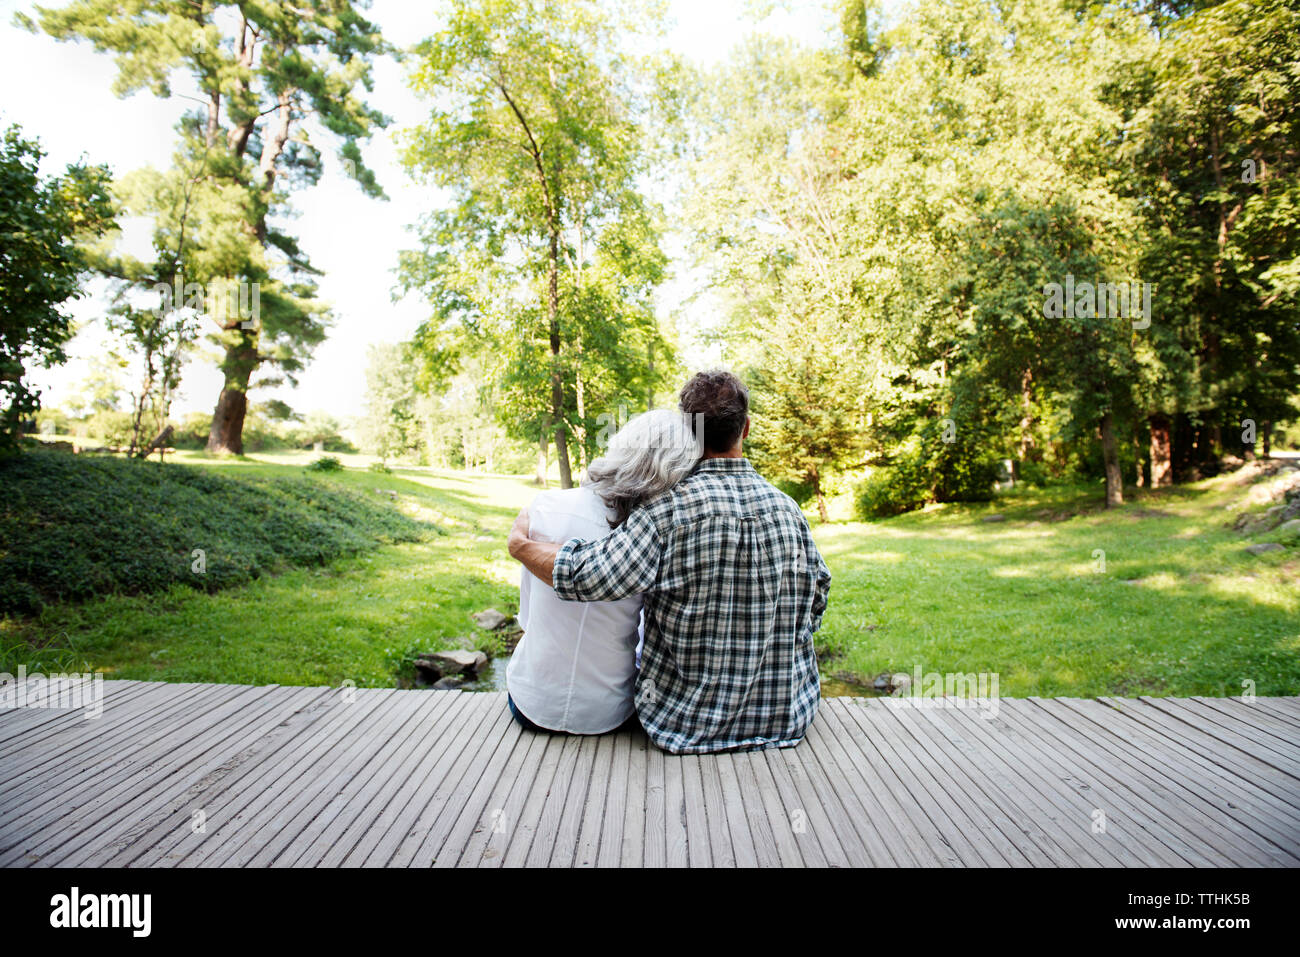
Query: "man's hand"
506 506 560 587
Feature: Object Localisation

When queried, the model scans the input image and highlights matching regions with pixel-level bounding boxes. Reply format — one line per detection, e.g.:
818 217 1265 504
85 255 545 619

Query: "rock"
471 608 511 631
871 671 909 693
431 675 466 690
1275 519 1300 539
981 514 1006 523
413 649 489 679
1244 543 1285 555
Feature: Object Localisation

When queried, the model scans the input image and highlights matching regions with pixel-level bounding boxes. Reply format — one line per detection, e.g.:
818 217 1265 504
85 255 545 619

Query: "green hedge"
0 448 430 613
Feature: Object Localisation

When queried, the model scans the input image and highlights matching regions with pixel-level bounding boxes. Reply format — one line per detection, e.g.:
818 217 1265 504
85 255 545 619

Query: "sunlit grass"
5 454 1297 697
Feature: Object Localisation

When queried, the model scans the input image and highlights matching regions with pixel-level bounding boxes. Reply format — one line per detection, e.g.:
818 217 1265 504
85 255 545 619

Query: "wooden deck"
1 681 1297 867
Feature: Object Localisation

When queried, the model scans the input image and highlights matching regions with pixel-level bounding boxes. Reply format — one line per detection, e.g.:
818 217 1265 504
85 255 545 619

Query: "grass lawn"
3 448 1297 697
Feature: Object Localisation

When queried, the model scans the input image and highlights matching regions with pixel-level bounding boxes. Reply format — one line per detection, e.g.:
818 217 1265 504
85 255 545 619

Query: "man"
507 370 831 754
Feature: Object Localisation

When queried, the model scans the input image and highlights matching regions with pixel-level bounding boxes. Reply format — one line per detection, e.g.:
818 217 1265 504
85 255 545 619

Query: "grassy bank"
2 449 1297 697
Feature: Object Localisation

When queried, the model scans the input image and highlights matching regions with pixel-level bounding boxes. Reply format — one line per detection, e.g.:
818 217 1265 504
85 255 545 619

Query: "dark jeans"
507 694 641 735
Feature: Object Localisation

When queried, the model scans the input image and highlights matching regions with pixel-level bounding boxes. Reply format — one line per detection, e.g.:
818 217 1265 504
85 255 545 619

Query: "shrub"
0 447 429 613
368 461 392 474
854 462 930 518
306 455 343 472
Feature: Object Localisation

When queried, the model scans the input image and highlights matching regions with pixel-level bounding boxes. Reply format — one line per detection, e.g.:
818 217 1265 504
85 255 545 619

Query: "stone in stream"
1244 543 1285 555
471 608 511 631
431 675 467 690
413 649 489 681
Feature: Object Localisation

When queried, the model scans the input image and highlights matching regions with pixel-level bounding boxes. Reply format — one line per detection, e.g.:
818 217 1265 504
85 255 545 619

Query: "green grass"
813 476 1300 697
2 449 1297 697
1 453 534 685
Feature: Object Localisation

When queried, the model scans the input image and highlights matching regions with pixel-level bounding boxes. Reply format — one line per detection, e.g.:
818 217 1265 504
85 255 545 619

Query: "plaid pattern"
552 457 830 754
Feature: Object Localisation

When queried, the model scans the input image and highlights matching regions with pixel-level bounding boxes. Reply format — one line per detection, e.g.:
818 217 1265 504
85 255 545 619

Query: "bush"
854 462 930 518
306 455 343 472
368 461 392 474
0 447 430 613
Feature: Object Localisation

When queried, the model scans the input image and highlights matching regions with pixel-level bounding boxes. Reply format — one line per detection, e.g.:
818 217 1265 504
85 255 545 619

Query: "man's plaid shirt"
552 457 831 754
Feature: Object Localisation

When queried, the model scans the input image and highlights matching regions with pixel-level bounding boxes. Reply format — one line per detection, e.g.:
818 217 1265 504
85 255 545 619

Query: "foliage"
398 0 678 486
34 0 391 453
0 447 427 613
0 123 115 449
305 455 343 472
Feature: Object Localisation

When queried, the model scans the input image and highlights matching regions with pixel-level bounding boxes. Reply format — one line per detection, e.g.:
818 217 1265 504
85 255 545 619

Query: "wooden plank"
786 718 878 866
618 733 649 866
1139 697 1300 778
763 743 850 867
835 700 1002 866
642 743 668 867
1002 699 1226 867
275 690 450 867
389 695 513 867
1057 697 1300 864
0 681 214 795
912 701 1135 867
355 692 489 866
216 689 423 867
1186 697 1300 753
1097 697 1300 812
714 753 760 867
0 683 266 864
594 731 632 867
458 724 548 867
104 686 339 867
319 690 467 867
662 753 690 868
499 732 569 868
0 679 155 750
178 689 400 867
543 733 600 868
572 735 613 868
736 748 802 867
522 734 585 867
421 702 526 868
1248 698 1300 729
892 704 1066 866
26 685 310 867
679 754 713 868
1027 698 1289 867
815 702 937 866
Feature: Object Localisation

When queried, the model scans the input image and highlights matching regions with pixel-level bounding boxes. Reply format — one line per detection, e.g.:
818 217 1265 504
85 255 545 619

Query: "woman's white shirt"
505 485 642 733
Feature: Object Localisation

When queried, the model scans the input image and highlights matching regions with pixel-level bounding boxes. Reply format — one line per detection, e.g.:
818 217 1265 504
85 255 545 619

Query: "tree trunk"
1149 414 1172 487
206 334 257 455
812 468 829 523
535 420 549 487
548 229 573 489
1100 411 1124 507
1262 421 1272 458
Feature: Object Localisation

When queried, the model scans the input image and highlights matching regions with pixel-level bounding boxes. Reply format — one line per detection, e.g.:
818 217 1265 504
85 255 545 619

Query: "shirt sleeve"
552 506 662 603
806 524 832 633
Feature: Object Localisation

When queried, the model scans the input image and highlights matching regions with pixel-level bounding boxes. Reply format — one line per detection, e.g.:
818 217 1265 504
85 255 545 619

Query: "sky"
1 0 842 426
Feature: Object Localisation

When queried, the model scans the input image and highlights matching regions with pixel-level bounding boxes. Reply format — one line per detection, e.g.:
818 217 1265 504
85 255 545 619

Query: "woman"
505 409 701 734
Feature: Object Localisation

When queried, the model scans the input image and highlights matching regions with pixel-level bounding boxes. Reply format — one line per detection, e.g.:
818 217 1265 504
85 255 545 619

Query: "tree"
0 124 115 450
398 0 675 488
34 0 391 454
1108 0 1300 478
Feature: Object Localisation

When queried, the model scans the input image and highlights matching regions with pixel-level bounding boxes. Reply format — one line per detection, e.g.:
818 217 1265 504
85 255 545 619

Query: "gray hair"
584 408 703 527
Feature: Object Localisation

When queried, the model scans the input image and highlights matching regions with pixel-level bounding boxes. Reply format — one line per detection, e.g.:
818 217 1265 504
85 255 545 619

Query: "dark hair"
679 370 749 454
